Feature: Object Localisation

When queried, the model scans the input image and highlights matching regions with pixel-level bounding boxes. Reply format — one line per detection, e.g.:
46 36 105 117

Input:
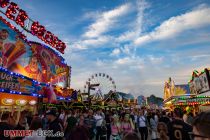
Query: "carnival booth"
163 78 195 111
164 68 210 112
0 0 72 119
188 68 210 112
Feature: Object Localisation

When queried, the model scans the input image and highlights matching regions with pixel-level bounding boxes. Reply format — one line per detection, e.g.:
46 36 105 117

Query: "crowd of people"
0 107 210 140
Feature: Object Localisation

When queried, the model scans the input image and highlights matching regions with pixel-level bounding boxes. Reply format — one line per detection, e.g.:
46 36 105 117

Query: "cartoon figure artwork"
24 55 42 81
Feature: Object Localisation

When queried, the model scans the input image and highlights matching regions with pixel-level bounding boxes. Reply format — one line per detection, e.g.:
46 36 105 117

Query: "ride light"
2 98 14 105
16 99 27 106
29 100 37 105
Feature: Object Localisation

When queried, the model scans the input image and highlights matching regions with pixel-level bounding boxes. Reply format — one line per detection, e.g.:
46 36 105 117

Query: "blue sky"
10 0 210 97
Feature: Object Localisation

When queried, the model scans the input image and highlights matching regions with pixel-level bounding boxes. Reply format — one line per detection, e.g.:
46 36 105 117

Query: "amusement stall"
0 0 72 120
163 77 194 111
163 69 210 113
188 68 210 112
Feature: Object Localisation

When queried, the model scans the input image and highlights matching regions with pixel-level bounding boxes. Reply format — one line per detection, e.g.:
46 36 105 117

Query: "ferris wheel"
83 73 116 100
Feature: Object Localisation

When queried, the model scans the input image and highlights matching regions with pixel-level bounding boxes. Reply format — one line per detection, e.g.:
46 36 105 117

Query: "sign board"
0 68 45 95
0 1 66 53
189 70 210 94
199 72 209 93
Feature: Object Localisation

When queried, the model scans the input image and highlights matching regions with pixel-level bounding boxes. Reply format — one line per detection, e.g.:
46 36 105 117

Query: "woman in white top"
150 113 158 140
23 117 46 140
137 110 148 140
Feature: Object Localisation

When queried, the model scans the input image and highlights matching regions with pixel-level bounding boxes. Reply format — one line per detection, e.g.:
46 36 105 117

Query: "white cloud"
96 59 104 66
134 6 210 46
191 54 210 61
71 36 113 50
83 3 132 38
116 0 149 42
83 36 110 46
121 45 132 55
116 31 137 42
148 55 163 64
115 56 144 68
115 57 132 65
110 48 121 56
71 42 88 50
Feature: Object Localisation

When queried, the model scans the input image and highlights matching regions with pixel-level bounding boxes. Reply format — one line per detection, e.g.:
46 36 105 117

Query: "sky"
10 0 210 97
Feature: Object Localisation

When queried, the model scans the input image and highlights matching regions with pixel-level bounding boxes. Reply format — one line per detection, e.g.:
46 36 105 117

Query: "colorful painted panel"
0 20 68 87
175 85 190 95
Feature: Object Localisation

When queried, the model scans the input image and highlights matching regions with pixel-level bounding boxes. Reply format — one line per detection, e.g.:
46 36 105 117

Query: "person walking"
110 114 121 140
105 111 112 140
183 110 188 123
66 126 89 140
65 110 77 139
94 109 104 140
0 112 14 140
14 111 29 140
59 110 65 122
46 110 64 140
186 112 194 126
190 112 210 140
121 114 134 136
168 108 192 140
23 117 46 140
78 115 85 126
159 111 170 126
122 132 141 140
157 122 169 140
137 110 148 140
150 113 158 140
84 110 96 140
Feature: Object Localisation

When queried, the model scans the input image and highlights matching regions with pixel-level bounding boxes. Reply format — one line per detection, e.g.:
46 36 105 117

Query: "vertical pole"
37 97 43 114
67 66 71 88
88 82 91 109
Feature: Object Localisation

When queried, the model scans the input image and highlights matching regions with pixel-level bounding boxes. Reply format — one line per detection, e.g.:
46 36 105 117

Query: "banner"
0 20 68 87
0 68 45 95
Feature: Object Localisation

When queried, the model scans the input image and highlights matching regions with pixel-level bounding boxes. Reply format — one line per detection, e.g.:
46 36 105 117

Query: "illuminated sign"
0 67 46 96
0 72 20 90
0 0 66 53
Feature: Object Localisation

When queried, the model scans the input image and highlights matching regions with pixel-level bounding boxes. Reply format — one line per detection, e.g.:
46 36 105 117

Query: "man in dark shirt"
65 111 77 139
84 110 96 139
168 108 192 140
191 112 210 139
159 111 171 125
14 111 28 140
0 112 13 140
46 110 64 140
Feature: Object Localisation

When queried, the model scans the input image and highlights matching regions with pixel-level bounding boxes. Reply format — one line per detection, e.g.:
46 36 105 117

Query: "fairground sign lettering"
0 0 66 54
